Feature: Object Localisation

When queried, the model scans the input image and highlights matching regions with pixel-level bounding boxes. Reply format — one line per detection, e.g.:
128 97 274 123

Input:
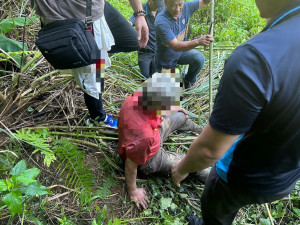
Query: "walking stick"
208 0 214 115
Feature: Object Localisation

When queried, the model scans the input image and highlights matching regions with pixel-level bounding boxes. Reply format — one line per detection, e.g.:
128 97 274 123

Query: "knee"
191 52 205 67
173 112 189 124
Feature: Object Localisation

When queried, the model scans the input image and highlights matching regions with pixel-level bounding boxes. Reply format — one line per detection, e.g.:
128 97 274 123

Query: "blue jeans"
138 50 158 78
177 49 205 89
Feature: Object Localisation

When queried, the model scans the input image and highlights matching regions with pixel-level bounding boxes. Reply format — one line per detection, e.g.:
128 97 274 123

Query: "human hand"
129 188 149 210
135 16 149 48
172 161 189 188
198 34 214 46
178 108 189 118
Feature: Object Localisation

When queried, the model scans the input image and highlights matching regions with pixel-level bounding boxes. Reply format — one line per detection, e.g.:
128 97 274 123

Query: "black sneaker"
186 215 204 225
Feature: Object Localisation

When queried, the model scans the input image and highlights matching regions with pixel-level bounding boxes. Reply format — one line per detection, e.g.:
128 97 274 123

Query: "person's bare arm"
128 0 149 48
172 123 240 187
167 34 214 52
125 157 149 210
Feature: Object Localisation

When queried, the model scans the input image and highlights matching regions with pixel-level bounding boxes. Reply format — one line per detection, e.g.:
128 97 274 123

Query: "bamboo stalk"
20 52 42 73
66 138 109 152
209 0 215 115
50 131 118 141
164 142 193 146
265 203 274 225
168 136 197 141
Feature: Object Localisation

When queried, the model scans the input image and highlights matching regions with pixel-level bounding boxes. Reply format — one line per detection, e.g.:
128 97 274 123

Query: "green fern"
52 138 94 195
95 176 118 200
14 129 56 167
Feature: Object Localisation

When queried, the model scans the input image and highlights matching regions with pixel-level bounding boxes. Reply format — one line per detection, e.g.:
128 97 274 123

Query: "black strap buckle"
85 16 93 32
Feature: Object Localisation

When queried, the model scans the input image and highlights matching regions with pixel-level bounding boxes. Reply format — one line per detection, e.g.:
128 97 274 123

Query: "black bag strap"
85 0 93 31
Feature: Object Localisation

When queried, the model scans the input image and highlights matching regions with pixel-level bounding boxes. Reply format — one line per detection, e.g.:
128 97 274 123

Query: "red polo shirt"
118 93 162 165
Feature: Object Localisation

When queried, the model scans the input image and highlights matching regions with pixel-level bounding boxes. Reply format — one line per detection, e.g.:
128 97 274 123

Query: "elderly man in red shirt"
118 72 210 210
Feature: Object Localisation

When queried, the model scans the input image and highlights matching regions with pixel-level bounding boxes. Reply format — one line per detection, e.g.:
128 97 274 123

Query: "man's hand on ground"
178 108 189 118
172 161 189 188
129 188 149 210
135 16 149 48
198 34 214 46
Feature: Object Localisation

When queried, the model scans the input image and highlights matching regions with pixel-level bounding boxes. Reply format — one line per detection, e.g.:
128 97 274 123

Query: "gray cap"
153 0 165 8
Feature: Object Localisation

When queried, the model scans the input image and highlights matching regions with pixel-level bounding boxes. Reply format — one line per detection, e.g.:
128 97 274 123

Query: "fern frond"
14 128 56 167
53 138 94 196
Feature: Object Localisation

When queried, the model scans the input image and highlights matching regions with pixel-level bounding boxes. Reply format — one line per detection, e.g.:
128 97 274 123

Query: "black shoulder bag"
35 0 100 69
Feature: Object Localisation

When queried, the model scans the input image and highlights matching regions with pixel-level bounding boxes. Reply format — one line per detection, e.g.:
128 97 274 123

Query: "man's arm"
125 157 149 210
128 0 149 48
167 34 214 52
172 123 240 187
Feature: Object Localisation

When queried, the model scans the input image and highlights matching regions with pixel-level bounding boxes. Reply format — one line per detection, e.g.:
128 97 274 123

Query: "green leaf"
13 175 36 184
259 218 272 225
160 197 172 210
0 16 39 33
21 168 40 180
0 128 14 138
23 182 50 196
10 160 26 175
179 193 188 198
28 216 43 225
3 190 22 218
0 179 8 191
293 207 300 217
0 34 28 52
27 107 34 112
107 218 121 225
0 155 13 169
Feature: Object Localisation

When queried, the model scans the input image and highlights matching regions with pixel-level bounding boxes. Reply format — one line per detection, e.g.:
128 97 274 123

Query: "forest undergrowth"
0 0 299 224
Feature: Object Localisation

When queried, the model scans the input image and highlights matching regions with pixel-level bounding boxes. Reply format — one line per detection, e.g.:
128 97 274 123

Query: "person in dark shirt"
172 0 300 224
155 0 213 89
130 0 165 78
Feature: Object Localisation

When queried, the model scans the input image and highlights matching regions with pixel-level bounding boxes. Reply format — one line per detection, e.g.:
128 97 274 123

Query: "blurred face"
255 0 290 18
164 0 185 19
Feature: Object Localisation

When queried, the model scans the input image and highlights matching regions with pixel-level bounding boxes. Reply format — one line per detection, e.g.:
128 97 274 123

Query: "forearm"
170 39 200 52
128 0 143 11
177 123 240 174
125 158 138 194
177 137 220 174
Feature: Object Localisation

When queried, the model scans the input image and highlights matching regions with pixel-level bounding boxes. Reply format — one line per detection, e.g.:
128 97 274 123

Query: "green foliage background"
107 0 266 46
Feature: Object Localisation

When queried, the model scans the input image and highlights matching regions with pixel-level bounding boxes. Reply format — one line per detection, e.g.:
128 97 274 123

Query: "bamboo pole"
265 203 275 225
209 0 215 115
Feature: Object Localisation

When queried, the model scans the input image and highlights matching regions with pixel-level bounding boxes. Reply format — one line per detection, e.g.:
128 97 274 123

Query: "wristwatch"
133 10 146 17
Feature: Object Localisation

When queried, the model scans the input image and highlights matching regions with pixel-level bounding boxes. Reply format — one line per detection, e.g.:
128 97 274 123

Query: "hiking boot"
186 215 204 225
196 167 211 183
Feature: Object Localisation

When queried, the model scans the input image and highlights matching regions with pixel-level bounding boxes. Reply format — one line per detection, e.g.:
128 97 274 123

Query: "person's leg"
177 49 205 89
139 112 202 176
138 51 154 78
104 1 139 53
138 148 184 176
84 92 106 122
201 165 296 225
150 52 159 76
159 112 202 143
